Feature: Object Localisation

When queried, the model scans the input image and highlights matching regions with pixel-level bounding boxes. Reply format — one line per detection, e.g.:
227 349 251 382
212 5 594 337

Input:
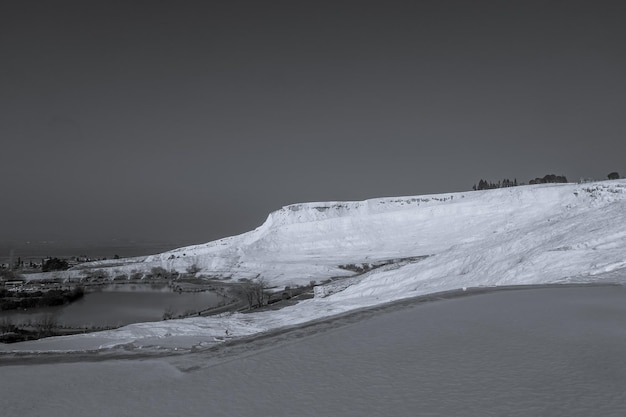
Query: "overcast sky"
1 0 625 246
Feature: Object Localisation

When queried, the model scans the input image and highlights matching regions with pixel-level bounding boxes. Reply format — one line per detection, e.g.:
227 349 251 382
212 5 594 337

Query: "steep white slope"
140 180 626 286
7 180 626 352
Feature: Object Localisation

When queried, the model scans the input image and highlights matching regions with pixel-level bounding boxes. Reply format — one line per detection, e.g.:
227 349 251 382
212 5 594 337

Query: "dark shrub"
42 258 69 272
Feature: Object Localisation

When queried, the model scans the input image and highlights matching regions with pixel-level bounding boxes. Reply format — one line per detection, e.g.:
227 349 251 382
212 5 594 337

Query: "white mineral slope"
4 180 626 353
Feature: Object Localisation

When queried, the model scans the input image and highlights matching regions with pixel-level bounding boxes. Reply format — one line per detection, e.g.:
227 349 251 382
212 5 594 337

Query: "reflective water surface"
1 283 224 327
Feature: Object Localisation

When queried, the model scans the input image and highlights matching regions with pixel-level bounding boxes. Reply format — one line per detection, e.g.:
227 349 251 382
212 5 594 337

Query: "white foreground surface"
2 286 626 417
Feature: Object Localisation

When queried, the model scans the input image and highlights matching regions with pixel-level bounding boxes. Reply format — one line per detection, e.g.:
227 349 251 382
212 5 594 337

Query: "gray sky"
1 0 625 246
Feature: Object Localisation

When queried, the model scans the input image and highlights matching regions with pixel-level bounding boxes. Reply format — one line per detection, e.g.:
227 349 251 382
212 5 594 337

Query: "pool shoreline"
1 281 622 365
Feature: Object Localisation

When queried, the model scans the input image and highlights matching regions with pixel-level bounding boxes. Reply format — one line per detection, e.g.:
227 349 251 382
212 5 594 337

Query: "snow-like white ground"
3 180 626 353
3 286 626 417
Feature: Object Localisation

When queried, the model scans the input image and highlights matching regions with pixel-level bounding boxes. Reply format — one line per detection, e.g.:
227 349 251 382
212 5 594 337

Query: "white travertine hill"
62 179 626 290
8 179 626 352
